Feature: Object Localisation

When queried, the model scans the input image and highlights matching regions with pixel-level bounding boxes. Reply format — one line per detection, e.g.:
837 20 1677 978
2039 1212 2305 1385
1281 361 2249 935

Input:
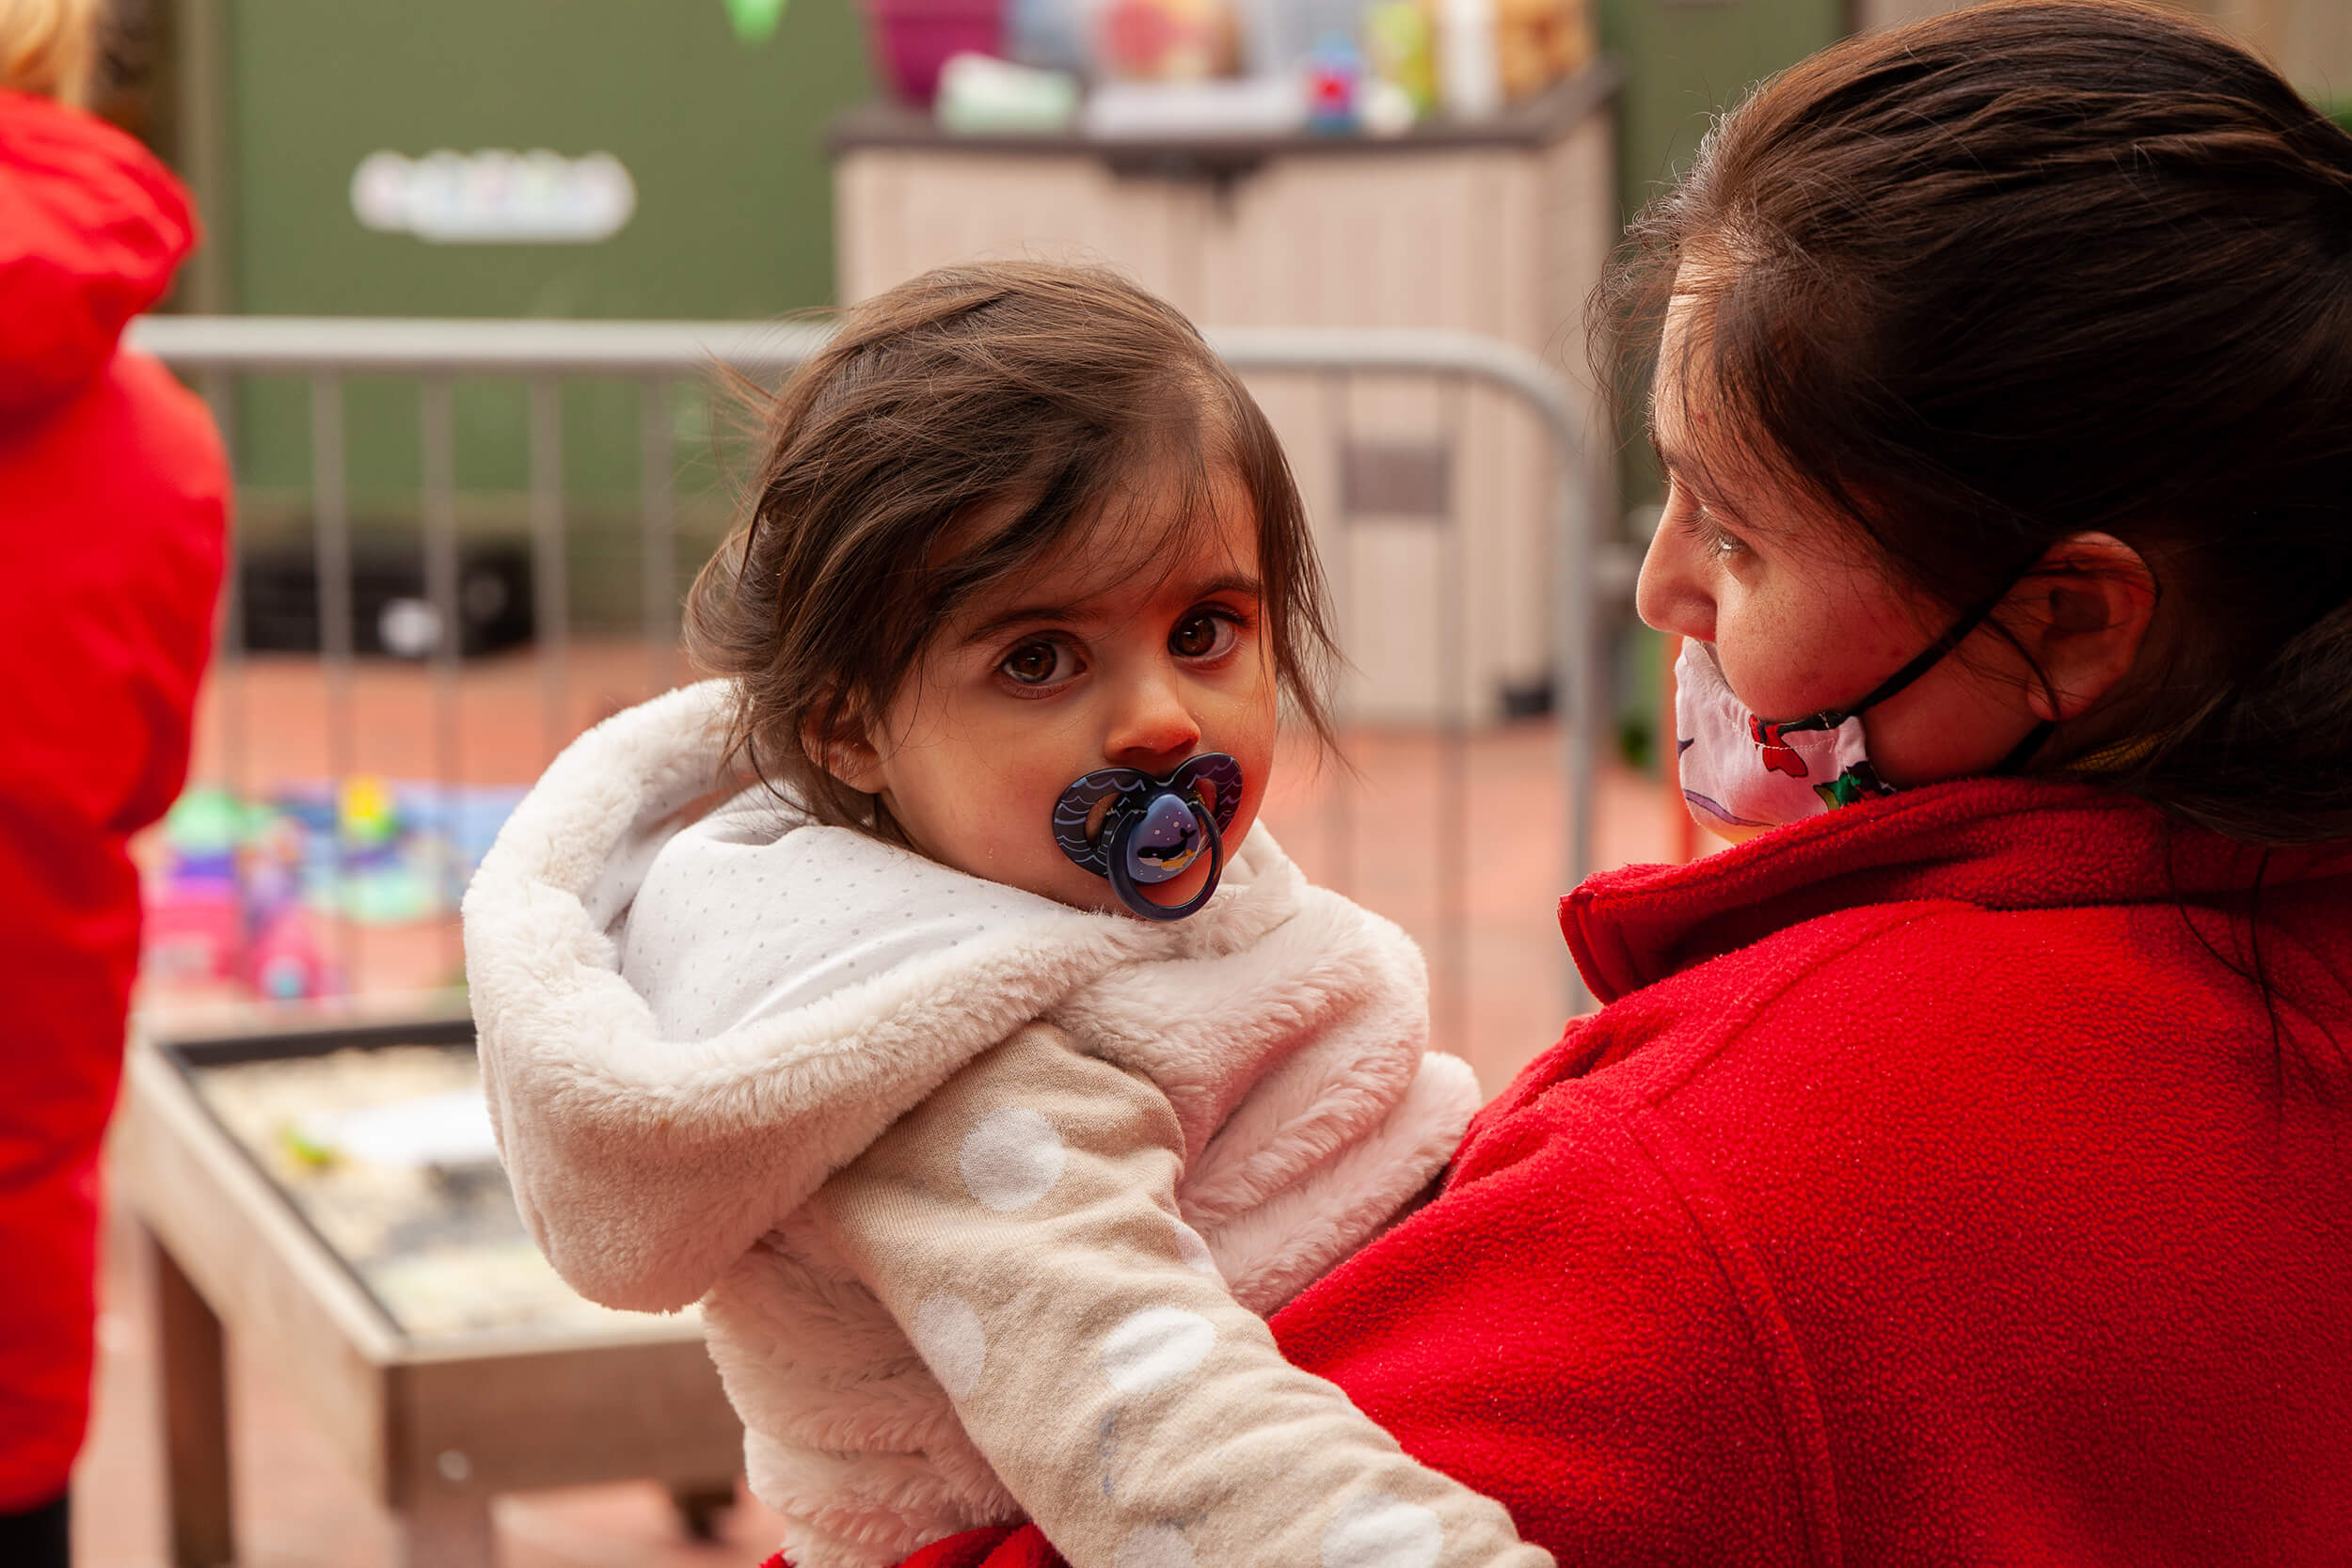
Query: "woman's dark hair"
686 261 1336 832
1600 0 2352 845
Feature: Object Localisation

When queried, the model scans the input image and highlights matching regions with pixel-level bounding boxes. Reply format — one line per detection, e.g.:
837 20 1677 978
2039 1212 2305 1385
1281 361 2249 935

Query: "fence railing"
130 314 1621 1062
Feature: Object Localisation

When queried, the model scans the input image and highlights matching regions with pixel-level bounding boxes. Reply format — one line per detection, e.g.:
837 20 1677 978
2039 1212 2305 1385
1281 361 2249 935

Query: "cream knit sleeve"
810 1022 1552 1568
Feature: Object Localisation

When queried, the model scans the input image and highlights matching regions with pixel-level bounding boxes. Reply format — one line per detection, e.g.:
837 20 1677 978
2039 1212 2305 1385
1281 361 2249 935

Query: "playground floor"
84 638 1691 1566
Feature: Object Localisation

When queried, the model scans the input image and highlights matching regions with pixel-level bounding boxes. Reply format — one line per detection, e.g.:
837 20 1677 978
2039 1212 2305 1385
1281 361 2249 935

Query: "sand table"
194 1045 689 1340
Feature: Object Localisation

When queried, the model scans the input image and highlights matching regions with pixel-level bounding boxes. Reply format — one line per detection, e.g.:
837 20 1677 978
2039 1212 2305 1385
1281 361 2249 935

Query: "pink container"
866 0 1008 104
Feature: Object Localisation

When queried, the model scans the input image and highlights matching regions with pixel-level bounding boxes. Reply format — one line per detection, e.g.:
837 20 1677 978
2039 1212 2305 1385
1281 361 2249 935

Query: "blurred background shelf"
834 64 1620 722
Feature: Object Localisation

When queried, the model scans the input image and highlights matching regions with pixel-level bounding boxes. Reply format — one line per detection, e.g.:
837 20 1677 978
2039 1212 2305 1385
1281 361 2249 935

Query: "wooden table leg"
399 1494 497 1568
144 1225 233 1568
672 1481 737 1541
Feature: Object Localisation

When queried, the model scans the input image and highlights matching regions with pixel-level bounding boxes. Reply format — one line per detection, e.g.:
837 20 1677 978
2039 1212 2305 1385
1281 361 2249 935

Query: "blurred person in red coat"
0 0 227 1560
844 6 2352 1567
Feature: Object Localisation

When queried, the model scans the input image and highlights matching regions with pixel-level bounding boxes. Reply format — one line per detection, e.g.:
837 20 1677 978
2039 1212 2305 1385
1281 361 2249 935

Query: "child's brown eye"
1170 611 1235 660
1001 641 1069 686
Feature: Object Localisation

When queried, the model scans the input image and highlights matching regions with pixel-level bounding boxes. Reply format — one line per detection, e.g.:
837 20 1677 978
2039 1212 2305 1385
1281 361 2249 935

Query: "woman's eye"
1665 478 1746 562
1686 509 1746 560
1169 610 1239 661
1000 640 1073 686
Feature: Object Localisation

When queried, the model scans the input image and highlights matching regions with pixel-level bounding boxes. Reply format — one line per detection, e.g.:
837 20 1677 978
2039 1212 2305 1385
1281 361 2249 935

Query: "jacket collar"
1561 777 2352 1004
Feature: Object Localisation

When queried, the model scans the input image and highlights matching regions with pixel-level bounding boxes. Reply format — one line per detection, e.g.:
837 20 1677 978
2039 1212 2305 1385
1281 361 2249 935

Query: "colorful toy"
1491 0 1591 103
341 775 401 850
144 789 256 984
141 881 245 985
247 905 341 1001
1304 35 1365 132
143 778 527 1001
1005 0 1089 73
1098 0 1235 81
723 0 790 45
1364 0 1436 119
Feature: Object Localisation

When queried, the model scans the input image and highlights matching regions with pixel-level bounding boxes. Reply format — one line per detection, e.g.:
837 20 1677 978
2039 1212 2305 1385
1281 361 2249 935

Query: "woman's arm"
812 1022 1553 1568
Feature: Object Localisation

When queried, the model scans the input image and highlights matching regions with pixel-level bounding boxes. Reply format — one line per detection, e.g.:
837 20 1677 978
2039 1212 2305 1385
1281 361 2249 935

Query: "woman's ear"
2010 531 2159 723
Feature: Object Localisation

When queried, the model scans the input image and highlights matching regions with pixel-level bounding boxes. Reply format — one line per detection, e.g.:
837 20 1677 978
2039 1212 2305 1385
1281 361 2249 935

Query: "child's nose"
1105 675 1201 775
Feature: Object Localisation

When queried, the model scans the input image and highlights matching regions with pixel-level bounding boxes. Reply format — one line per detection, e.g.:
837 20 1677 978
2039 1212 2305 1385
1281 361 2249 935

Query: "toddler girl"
465 264 1545 1568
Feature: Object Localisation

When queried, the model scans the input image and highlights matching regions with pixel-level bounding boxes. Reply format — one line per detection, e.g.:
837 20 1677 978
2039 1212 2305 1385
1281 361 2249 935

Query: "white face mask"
1672 597 2042 834
1673 641 1893 832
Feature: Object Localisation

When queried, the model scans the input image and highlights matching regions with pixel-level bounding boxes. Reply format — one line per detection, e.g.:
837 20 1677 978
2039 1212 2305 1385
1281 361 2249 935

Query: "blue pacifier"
1052 753 1243 923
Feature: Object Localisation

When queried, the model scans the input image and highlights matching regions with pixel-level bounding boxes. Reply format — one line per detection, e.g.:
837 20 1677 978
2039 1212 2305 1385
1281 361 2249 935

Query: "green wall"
224 0 869 321
1597 0 1849 222
194 0 1844 636
217 0 871 509
1591 0 1846 520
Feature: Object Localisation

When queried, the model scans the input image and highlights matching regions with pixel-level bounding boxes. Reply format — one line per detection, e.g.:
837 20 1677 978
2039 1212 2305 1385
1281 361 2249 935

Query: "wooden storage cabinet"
833 69 1619 722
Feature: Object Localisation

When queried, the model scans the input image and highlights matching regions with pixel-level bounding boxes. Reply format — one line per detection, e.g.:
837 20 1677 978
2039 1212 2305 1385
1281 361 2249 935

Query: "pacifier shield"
1051 752 1243 922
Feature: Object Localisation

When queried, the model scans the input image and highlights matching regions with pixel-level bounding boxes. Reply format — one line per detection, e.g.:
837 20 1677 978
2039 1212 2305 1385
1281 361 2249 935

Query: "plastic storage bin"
866 0 1009 103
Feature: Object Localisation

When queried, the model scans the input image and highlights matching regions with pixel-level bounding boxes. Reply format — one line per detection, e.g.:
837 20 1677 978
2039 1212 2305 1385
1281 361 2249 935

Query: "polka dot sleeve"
811 1023 1553 1568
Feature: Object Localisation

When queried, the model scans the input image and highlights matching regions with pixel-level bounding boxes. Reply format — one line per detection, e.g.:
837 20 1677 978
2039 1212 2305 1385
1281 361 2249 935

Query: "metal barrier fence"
129 315 1617 1064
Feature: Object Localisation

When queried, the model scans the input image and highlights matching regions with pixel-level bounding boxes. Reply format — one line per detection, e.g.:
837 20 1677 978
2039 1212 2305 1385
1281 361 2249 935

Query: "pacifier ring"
1052 753 1243 923
1107 796 1225 923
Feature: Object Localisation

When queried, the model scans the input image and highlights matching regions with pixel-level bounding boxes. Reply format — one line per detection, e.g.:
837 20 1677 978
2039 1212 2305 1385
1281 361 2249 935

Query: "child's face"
1636 285 2051 825
834 466 1279 917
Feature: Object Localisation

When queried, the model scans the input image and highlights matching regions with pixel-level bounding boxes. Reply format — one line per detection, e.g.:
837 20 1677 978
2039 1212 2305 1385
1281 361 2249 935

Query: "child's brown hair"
686 261 1337 831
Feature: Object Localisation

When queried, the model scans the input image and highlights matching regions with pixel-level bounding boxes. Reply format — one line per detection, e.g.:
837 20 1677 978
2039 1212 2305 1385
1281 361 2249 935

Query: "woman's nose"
1634 496 1716 641
1105 673 1201 774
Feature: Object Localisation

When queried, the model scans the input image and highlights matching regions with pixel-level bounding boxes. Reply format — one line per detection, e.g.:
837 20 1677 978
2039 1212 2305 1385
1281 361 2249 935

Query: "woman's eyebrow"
1646 421 1684 478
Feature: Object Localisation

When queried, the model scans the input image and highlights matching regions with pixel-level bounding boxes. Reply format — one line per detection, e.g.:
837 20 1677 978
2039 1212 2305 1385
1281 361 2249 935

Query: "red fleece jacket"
0 90 224 1509
895 779 2352 1567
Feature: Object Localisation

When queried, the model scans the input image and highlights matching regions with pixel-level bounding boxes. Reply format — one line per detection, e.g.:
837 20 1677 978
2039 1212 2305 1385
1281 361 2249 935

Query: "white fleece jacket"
462 683 1512 1568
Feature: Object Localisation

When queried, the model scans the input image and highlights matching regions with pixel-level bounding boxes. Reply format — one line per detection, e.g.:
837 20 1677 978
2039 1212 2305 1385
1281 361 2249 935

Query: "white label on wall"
350 150 636 244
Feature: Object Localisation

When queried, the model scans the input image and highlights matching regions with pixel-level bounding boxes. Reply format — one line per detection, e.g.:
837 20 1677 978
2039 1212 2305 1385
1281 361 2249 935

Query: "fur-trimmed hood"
464 682 1468 1317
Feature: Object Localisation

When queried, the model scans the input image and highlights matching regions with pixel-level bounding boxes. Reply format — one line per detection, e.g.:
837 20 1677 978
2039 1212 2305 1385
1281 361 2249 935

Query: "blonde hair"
0 0 103 103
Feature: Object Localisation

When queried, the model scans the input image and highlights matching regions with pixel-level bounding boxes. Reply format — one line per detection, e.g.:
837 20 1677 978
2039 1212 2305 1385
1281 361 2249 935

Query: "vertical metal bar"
1554 405 1597 1015
178 0 233 314
420 378 463 982
529 377 569 762
1437 374 1471 1057
642 377 676 696
310 373 357 989
199 368 238 469
206 370 246 801
1320 372 1352 899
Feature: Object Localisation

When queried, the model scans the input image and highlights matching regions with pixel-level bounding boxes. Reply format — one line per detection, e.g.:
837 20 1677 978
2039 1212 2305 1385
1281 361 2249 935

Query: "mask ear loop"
1994 720 2055 774
1105 794 1225 923
1861 583 2055 774
1767 589 2014 736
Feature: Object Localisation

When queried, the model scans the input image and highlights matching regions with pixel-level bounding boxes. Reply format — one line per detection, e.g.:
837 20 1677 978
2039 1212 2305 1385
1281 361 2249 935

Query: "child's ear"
803 703 888 796
2012 531 2159 723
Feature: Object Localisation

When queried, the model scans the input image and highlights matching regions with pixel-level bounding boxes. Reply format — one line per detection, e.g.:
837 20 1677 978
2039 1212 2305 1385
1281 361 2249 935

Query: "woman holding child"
475 3 2352 1563
900 3 2352 1561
